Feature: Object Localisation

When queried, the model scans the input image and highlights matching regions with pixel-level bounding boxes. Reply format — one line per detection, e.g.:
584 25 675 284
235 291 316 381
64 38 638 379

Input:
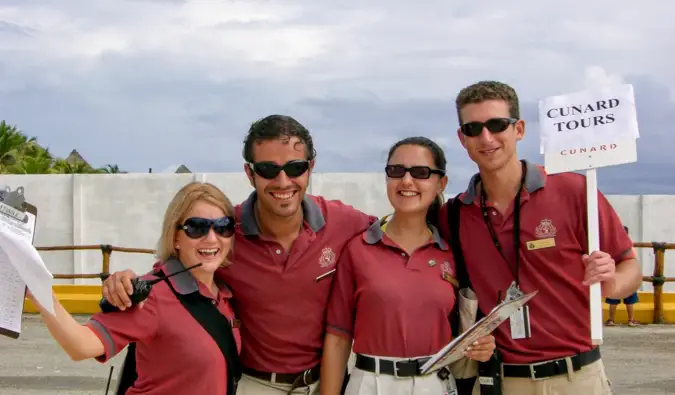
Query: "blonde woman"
27 181 242 395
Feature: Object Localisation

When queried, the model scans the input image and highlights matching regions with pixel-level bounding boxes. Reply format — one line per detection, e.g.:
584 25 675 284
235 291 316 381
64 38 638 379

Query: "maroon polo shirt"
438 160 635 364
216 192 376 373
86 258 241 395
326 220 457 358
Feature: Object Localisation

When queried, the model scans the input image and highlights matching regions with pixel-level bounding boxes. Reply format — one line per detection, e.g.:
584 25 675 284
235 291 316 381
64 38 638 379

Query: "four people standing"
59 82 640 395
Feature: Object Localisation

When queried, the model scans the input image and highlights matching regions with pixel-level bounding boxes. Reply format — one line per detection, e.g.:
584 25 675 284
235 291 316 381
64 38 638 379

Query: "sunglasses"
385 165 445 179
247 160 310 180
460 117 518 137
177 216 235 239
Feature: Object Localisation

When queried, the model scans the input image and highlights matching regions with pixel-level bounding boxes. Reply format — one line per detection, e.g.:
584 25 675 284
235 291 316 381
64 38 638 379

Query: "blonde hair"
156 181 235 263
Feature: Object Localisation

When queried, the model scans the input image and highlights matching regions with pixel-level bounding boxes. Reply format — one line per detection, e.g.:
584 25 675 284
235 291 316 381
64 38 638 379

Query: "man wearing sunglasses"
102 114 376 394
439 80 642 395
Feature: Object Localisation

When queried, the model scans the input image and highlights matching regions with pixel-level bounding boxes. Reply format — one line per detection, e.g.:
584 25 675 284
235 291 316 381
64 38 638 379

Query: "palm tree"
0 121 37 173
52 158 102 174
10 146 56 174
0 120 127 175
100 164 125 173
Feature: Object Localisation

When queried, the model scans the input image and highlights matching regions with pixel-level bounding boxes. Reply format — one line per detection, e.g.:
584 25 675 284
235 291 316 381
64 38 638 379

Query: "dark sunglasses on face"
247 160 310 180
460 117 518 137
385 165 445 179
176 216 235 239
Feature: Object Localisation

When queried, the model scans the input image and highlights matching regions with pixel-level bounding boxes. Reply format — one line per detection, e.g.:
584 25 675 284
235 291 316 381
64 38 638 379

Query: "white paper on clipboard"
420 290 538 374
0 192 53 339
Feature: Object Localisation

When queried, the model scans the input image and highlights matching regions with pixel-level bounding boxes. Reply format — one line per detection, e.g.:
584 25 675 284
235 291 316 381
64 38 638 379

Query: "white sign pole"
538 83 640 346
586 169 603 344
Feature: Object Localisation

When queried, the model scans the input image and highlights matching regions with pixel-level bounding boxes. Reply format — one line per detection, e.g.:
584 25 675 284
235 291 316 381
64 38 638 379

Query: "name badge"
509 306 531 340
504 281 531 340
526 237 555 251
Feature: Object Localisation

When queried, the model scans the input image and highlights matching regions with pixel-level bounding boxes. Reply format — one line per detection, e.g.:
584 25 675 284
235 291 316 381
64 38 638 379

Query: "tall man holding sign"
438 80 642 395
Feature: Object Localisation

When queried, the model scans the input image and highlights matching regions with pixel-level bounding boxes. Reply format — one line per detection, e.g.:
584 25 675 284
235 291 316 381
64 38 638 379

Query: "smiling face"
457 99 525 172
244 135 313 220
174 200 234 274
385 144 447 216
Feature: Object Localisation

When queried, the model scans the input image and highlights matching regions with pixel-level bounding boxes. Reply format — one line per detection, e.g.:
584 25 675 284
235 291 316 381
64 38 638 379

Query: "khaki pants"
236 373 321 395
471 359 613 395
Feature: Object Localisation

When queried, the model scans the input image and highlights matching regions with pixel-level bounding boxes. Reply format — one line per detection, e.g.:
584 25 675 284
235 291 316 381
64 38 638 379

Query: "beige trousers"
235 373 321 395
471 359 613 395
344 355 457 395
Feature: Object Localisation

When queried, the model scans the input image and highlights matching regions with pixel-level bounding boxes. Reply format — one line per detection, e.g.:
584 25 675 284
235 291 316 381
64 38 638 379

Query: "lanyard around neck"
479 163 526 285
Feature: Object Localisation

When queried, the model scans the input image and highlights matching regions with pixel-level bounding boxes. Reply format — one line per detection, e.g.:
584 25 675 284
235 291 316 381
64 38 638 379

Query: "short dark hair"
386 136 447 226
455 80 520 125
242 114 317 163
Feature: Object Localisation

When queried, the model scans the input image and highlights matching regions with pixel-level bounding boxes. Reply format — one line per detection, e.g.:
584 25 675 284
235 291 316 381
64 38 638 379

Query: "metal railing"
634 242 675 323
36 245 154 280
37 242 675 323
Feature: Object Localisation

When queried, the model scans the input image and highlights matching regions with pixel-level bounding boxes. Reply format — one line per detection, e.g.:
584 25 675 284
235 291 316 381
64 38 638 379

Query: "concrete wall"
1 173 674 292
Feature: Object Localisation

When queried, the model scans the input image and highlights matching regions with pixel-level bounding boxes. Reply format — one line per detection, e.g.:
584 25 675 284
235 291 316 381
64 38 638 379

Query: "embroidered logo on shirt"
534 218 557 239
319 247 336 268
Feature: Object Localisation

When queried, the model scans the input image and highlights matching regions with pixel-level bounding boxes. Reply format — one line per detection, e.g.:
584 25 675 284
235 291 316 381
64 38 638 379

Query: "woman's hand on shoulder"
464 335 496 362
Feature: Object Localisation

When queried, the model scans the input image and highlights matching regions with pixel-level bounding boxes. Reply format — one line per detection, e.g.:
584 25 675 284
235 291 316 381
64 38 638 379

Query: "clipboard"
0 185 39 339
420 290 538 374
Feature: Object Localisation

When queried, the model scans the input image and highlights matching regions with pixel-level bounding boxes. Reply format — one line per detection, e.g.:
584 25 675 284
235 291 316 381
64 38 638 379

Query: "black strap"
113 279 243 395
446 194 488 395
479 161 526 286
449 195 470 290
165 279 243 395
448 194 484 338
114 343 138 395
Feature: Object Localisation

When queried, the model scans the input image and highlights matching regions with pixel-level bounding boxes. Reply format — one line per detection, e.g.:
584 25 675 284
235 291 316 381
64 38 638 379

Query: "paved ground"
0 315 673 394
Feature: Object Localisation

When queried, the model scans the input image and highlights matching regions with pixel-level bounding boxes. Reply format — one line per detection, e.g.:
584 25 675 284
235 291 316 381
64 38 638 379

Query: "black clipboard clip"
0 185 29 223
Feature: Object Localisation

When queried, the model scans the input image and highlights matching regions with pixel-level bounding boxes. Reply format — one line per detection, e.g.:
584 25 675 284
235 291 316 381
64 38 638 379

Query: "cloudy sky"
1 0 674 194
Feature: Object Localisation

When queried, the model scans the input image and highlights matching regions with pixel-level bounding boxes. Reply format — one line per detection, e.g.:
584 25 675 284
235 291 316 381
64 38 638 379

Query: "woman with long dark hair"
319 137 495 395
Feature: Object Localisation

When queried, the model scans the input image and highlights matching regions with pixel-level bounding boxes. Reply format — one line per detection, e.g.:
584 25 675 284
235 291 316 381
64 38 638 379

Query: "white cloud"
584 66 625 89
0 0 674 192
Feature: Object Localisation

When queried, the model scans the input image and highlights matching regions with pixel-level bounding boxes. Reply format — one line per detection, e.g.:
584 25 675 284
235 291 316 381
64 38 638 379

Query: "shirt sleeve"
330 200 378 237
325 243 358 339
84 289 160 363
598 190 636 264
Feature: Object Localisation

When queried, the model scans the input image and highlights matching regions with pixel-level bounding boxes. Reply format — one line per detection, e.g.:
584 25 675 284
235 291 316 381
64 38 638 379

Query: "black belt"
502 347 601 380
242 365 320 386
355 354 430 378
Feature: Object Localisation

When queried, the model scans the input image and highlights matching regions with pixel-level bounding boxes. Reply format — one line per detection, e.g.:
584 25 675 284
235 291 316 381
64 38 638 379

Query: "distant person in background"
605 226 641 327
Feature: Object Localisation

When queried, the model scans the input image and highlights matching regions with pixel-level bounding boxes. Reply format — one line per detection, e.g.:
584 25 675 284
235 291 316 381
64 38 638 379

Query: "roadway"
0 315 674 394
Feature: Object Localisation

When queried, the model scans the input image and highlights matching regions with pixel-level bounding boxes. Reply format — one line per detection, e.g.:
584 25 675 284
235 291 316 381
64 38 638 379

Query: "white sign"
539 84 639 156
538 83 640 346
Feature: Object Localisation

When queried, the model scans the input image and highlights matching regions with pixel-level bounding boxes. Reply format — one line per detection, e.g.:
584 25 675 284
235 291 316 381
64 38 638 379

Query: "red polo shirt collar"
158 257 233 299
238 191 326 236
459 160 548 205
361 218 449 251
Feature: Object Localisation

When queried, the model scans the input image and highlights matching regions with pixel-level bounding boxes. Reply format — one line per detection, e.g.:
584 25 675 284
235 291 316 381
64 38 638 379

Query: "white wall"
1 173 673 292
